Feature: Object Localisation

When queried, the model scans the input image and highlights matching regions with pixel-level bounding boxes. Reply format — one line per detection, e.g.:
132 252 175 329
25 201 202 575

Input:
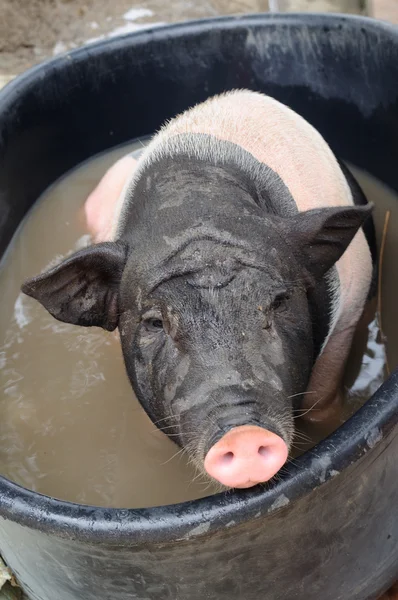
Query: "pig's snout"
204 425 288 488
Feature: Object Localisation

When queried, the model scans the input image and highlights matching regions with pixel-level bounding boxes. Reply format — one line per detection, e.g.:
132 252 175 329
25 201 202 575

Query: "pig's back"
115 90 372 340
141 90 371 335
153 90 350 214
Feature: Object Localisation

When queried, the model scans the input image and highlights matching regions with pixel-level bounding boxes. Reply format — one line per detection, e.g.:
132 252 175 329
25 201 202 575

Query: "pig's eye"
147 319 163 331
142 313 164 333
271 292 289 312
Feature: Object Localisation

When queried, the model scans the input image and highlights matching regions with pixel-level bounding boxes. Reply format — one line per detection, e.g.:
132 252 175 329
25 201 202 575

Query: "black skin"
21 146 373 480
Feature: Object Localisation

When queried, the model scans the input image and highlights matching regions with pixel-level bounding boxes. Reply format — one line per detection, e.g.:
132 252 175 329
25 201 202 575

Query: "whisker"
190 471 209 486
200 481 219 494
152 414 180 426
160 447 186 466
288 391 316 400
293 395 326 419
293 435 313 444
290 443 311 452
293 430 312 441
149 424 183 434
292 438 312 447
157 432 195 437
191 471 204 483
286 455 301 466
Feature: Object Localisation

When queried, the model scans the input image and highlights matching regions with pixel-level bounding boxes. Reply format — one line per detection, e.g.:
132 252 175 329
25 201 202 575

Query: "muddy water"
0 139 221 508
0 139 396 507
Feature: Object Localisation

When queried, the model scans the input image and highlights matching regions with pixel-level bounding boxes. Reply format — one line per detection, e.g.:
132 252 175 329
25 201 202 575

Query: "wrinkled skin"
119 231 313 472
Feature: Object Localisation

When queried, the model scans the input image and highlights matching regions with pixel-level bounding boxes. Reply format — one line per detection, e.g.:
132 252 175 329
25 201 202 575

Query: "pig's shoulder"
116 131 301 231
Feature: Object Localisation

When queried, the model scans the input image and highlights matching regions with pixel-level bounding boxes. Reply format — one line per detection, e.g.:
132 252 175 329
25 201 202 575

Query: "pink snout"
204 425 288 488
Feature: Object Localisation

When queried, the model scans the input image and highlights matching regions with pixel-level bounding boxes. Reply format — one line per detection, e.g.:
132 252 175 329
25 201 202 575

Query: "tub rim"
0 11 397 545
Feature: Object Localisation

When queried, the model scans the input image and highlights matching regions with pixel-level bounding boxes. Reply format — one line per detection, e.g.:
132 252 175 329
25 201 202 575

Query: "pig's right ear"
21 242 128 331
284 203 373 282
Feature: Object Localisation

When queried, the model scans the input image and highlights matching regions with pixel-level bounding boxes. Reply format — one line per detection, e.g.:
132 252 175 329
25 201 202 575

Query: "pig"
21 90 375 489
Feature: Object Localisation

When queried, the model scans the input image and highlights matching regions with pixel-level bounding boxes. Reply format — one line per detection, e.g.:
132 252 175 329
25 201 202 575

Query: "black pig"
22 90 373 488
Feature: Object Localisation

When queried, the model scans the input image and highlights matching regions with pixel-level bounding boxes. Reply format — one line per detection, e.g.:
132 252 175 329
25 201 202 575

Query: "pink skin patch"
204 425 288 489
84 155 137 243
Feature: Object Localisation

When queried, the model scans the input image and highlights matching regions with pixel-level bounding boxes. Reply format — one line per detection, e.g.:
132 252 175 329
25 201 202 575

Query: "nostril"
258 446 270 458
221 451 234 465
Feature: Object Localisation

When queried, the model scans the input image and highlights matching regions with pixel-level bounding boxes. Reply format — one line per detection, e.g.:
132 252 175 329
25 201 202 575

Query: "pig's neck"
118 133 338 362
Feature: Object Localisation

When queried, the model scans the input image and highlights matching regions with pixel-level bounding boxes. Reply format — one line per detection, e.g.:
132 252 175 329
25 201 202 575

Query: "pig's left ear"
285 203 373 281
21 242 128 331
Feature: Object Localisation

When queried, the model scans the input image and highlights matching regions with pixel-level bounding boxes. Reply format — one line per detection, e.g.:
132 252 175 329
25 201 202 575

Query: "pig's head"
22 204 372 489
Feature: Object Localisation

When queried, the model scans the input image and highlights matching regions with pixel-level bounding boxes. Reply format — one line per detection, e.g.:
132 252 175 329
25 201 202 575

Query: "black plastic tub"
0 12 398 600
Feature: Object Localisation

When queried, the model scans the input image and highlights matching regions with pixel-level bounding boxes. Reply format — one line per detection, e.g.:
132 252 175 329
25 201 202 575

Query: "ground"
0 0 397 599
0 0 397 80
